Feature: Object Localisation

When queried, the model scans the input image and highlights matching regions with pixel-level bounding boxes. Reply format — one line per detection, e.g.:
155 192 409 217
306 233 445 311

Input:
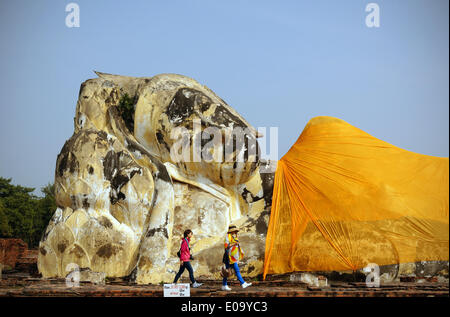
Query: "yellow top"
225 233 245 264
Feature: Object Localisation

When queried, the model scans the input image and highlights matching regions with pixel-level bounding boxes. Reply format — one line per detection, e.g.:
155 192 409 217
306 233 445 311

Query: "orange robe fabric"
263 116 449 279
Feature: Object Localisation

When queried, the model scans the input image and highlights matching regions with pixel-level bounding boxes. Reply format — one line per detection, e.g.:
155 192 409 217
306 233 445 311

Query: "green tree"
0 177 56 247
0 178 35 243
0 199 12 237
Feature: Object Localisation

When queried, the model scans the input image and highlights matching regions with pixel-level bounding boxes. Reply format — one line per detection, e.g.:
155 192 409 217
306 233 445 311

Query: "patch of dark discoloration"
98 216 113 229
155 130 165 144
156 130 171 153
103 150 141 204
255 210 270 235
166 88 197 124
145 211 170 239
166 88 216 125
57 242 67 254
95 130 108 143
88 166 94 174
39 246 47 256
117 191 126 201
57 154 68 177
57 130 109 178
104 88 120 108
70 195 76 207
143 208 171 244
82 197 90 209
210 103 247 130
243 210 270 236
96 243 120 259
57 152 79 177
166 86 247 136
240 187 264 204
260 169 275 209
240 187 251 202
145 227 169 239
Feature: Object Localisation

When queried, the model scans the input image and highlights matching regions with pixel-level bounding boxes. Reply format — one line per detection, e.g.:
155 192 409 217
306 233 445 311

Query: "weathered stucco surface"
38 72 274 284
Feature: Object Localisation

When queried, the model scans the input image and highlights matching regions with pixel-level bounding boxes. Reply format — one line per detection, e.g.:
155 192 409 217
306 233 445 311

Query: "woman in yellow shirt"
222 225 252 290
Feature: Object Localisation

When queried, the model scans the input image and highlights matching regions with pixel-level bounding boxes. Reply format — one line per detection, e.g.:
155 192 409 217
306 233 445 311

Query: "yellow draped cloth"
263 116 449 279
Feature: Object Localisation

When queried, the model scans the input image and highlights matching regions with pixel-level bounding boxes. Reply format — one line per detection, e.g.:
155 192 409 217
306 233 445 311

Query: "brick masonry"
0 239 28 269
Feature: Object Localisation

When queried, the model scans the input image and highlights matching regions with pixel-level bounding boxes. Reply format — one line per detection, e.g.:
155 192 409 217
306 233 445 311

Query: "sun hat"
227 224 239 234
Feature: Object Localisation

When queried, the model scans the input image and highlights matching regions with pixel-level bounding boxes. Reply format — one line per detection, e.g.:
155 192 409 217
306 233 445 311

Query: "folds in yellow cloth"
263 116 449 279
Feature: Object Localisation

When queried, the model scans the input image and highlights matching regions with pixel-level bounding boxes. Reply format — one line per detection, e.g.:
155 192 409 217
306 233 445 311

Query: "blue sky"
0 0 448 194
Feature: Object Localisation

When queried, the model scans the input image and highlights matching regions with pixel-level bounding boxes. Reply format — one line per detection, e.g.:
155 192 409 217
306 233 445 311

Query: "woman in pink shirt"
173 229 202 288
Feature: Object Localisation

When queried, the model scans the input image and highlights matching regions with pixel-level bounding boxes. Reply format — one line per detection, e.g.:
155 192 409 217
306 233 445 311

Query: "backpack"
220 249 232 277
220 264 233 278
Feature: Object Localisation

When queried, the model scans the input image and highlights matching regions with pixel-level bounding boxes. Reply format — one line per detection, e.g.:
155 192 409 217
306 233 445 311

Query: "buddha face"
134 78 261 187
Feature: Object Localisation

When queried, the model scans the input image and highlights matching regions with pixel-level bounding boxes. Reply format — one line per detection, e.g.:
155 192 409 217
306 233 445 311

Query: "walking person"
173 229 202 288
221 225 252 290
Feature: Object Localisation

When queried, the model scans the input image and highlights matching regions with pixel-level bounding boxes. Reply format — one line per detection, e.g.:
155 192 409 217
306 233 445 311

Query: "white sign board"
163 283 190 297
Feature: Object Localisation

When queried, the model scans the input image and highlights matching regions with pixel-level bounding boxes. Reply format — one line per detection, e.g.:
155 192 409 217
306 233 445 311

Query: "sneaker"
221 285 232 291
241 282 252 289
192 282 203 288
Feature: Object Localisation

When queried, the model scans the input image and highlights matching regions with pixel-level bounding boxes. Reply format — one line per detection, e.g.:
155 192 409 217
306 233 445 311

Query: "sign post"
163 283 190 297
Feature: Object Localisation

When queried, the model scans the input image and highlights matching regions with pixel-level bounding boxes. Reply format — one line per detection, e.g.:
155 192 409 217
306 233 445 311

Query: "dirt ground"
0 271 448 297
